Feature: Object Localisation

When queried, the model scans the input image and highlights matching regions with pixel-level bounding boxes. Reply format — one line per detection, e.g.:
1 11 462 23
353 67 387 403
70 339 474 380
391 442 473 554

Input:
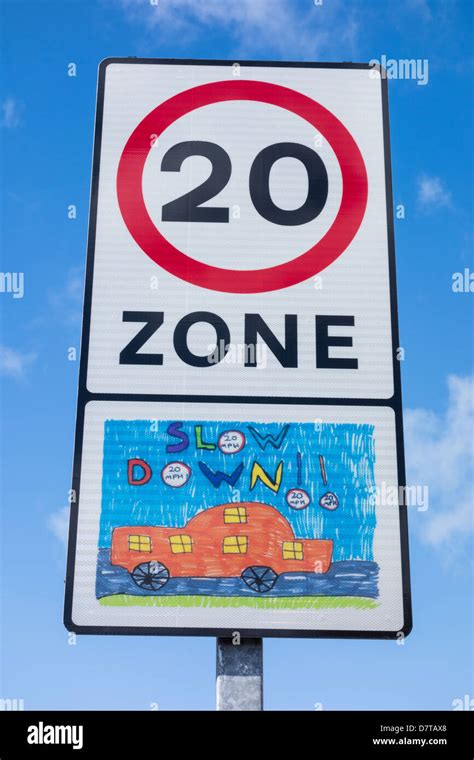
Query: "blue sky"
0 0 472 710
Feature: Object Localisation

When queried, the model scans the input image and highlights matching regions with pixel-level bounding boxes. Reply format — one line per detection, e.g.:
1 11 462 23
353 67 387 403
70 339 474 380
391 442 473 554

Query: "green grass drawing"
99 594 379 610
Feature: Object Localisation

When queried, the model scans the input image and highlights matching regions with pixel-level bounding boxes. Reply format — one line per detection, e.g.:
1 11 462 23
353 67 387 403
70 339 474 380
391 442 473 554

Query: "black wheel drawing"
241 566 278 593
131 561 169 591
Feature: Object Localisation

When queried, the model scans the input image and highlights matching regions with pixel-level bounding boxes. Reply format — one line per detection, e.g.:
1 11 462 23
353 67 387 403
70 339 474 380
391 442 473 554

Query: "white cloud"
404 375 474 562
405 0 433 22
1 97 24 128
48 506 70 547
118 0 357 58
49 266 84 325
0 345 36 377
417 174 451 209
63 266 83 302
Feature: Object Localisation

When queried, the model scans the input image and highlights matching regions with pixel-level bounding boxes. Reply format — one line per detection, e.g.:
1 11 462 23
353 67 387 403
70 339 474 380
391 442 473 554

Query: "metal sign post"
216 638 263 711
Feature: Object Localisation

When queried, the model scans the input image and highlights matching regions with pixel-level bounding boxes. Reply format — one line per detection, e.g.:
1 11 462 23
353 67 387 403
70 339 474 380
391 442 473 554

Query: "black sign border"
64 58 412 639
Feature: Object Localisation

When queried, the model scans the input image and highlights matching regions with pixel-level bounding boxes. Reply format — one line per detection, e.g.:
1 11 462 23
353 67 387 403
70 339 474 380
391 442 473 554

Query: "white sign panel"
65 59 411 638
86 60 396 399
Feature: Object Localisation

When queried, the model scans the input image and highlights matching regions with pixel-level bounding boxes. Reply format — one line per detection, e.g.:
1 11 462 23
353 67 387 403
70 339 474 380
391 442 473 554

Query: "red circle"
117 80 368 293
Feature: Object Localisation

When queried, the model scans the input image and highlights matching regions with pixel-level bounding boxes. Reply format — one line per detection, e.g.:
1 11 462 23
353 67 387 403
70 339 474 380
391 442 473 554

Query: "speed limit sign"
116 78 367 294
81 58 400 401
65 60 411 638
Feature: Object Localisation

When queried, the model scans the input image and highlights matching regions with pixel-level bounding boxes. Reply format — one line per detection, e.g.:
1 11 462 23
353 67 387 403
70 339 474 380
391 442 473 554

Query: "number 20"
161 140 328 226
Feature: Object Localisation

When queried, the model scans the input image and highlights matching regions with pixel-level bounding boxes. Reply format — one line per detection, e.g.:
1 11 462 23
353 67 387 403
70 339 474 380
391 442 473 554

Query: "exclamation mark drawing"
318 454 339 511
285 451 311 510
319 454 327 486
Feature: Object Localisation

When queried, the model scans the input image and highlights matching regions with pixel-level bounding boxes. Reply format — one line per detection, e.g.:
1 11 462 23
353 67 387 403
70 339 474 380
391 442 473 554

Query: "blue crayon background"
99 418 377 563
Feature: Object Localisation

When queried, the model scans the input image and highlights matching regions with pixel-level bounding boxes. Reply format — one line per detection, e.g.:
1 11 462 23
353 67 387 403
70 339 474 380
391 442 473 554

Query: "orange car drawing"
111 502 333 593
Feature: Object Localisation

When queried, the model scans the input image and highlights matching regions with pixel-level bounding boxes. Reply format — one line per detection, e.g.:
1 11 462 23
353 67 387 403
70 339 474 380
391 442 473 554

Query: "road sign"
65 59 411 638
